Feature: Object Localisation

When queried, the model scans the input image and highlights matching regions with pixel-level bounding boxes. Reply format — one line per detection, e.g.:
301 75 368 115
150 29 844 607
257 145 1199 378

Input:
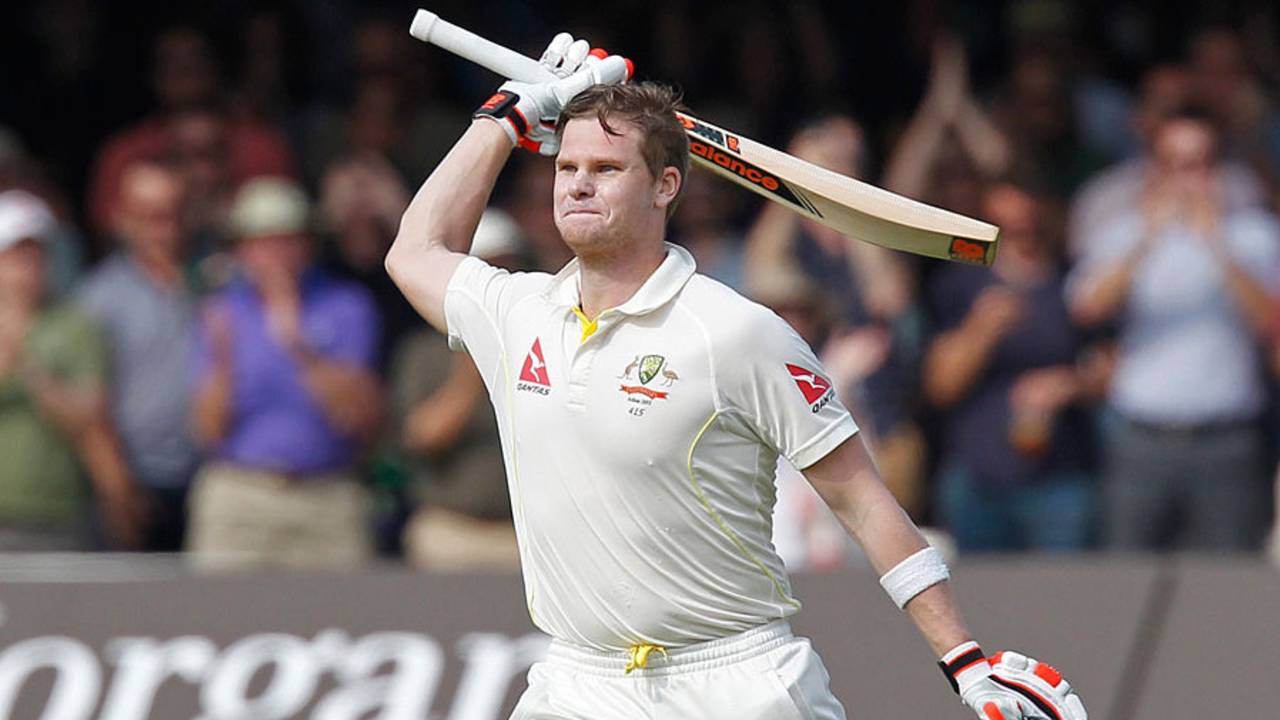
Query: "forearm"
191 372 233 447
1071 252 1144 326
923 329 998 407
76 420 136 500
299 357 382 439
19 365 102 439
808 437 973 656
390 119 513 259
847 242 914 320
1218 258 1279 339
386 119 513 331
403 358 484 454
743 203 800 284
953 99 1012 177
882 110 949 198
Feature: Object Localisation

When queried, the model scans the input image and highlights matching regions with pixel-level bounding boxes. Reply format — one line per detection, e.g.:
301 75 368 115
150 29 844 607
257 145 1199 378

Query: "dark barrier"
0 558 1275 719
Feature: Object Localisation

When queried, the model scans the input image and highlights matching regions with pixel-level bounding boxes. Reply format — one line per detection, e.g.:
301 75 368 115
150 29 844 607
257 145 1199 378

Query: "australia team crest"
619 354 678 416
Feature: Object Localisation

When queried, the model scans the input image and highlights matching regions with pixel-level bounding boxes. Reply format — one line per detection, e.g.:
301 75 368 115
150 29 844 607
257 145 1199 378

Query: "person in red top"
87 25 294 242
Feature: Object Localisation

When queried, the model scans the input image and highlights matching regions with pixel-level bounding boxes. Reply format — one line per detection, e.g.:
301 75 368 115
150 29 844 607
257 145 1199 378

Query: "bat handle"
410 9 556 83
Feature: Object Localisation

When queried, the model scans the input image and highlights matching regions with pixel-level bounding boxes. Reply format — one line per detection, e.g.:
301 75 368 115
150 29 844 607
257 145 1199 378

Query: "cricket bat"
409 9 1000 266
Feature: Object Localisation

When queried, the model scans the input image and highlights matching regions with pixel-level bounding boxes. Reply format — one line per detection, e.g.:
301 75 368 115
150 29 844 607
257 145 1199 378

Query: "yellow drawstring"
624 644 668 674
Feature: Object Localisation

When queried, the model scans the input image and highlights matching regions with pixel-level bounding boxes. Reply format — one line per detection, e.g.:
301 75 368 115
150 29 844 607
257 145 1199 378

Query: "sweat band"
879 546 950 609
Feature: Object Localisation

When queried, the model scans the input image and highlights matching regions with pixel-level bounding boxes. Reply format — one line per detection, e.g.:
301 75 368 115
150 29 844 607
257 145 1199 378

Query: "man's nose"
567 171 594 198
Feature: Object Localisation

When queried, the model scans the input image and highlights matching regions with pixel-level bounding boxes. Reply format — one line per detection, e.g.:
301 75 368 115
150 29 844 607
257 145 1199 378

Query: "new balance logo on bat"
518 338 551 395
786 363 834 412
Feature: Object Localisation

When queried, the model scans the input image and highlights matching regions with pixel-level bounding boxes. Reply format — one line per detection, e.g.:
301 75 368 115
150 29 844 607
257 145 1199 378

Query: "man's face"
1152 119 1216 192
0 240 47 307
237 232 311 288
553 117 670 259
118 166 185 261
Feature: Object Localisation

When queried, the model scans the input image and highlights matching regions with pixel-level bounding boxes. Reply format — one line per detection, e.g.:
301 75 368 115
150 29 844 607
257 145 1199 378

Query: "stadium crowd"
2 1 1279 568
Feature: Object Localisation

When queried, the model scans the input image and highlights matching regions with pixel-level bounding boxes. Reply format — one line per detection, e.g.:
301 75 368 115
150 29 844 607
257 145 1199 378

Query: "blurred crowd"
2 0 1280 569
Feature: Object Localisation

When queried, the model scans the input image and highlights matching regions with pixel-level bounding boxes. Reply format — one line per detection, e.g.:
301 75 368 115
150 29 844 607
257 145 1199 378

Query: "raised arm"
386 36 631 333
385 119 514 333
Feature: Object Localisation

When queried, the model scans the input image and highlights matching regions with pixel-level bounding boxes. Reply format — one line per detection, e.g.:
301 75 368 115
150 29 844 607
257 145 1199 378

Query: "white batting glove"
940 642 1087 720
473 33 633 156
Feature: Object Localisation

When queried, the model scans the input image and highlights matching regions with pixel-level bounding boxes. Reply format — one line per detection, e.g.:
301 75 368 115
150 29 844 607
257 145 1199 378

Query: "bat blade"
408 8 1000 265
677 111 999 265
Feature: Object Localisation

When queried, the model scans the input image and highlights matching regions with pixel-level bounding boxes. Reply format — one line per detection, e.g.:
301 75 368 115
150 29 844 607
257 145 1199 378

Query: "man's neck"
131 250 182 289
576 241 667 319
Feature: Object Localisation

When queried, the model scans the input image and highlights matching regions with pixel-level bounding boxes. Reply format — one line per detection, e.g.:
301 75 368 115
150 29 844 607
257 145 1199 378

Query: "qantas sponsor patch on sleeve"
786 363 834 411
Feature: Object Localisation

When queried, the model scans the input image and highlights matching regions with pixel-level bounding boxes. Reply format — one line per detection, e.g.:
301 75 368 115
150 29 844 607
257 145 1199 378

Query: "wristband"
938 640 990 694
473 90 528 145
879 546 950 609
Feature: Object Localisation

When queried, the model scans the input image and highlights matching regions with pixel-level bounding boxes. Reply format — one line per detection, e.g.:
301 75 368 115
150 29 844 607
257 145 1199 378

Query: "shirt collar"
542 242 697 317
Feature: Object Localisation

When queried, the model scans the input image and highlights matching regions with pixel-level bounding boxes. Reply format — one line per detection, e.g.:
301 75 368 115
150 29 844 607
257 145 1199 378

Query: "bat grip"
410 9 557 83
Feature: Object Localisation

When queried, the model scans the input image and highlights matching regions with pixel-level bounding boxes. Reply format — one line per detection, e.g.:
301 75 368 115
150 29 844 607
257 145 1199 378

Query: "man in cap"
187 177 382 569
0 190 143 549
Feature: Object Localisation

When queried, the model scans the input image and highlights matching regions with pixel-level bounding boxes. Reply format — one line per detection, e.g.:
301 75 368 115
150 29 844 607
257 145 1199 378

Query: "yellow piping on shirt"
685 411 800 611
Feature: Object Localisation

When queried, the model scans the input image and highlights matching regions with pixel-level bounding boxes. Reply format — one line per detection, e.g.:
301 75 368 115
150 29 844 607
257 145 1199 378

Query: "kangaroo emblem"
619 355 639 379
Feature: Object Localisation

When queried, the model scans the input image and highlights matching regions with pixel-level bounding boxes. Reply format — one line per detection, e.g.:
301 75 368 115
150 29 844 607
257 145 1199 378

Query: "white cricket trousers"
510 620 847 719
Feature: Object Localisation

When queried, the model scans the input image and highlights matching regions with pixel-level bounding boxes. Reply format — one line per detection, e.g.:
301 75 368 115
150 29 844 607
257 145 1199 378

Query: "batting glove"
473 33 633 156
940 642 1087 720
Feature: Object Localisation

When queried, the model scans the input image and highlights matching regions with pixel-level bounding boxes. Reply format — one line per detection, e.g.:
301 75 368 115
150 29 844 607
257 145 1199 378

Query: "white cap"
229 177 310 239
0 189 56 252
470 208 525 260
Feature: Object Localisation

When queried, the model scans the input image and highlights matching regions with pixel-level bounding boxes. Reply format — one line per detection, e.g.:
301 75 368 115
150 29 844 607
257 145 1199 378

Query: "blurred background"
1 0 1279 717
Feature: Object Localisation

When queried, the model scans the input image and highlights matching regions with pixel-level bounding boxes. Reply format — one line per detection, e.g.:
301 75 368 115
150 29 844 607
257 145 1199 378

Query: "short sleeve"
1226 210 1280 292
719 307 859 469
1065 212 1144 305
443 256 547 389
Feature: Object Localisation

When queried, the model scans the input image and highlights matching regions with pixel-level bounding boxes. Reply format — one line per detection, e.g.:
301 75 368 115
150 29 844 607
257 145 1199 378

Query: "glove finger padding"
988 652 1088 720
539 33 575 75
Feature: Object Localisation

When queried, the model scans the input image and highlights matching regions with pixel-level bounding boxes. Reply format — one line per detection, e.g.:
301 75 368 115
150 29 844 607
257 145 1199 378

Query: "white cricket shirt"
445 243 858 651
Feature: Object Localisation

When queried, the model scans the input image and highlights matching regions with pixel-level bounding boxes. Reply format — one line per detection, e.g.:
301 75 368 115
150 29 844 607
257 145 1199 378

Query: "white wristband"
879 546 950 609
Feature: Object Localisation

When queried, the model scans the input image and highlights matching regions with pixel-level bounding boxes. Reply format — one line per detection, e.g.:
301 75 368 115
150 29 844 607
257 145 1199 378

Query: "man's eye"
558 164 576 173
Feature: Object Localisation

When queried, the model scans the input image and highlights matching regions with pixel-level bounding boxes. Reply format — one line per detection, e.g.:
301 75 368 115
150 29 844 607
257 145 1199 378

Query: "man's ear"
654 167 682 211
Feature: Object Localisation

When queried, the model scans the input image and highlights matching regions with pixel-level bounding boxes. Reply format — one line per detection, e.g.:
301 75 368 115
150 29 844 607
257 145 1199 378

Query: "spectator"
0 190 143 550
1189 27 1280 197
187 178 381 570
882 33 1012 211
1069 64 1266 259
924 182 1097 551
299 14 461 189
316 154 417 370
993 47 1111 200
0 128 85 296
392 209 522 571
1068 109 1280 551
76 162 199 551
87 25 294 242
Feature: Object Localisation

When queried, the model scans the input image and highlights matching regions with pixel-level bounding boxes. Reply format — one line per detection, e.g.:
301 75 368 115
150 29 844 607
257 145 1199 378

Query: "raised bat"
409 9 1000 265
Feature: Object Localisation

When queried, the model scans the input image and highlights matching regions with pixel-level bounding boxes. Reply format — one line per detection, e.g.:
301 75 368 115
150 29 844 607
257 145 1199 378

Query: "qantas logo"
786 363 834 412
518 339 551 395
